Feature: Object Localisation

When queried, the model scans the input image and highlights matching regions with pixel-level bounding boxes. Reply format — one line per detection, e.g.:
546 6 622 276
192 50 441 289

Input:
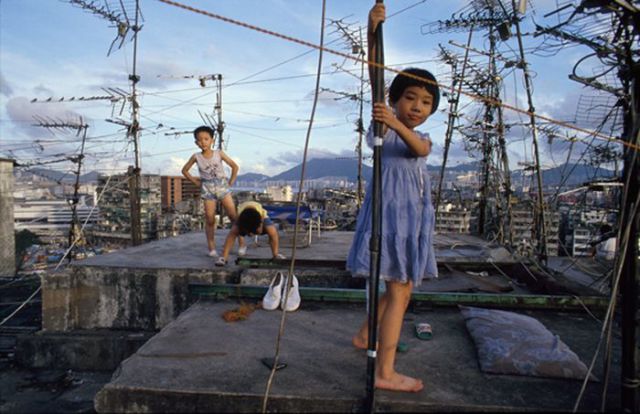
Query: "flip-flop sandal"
414 322 433 340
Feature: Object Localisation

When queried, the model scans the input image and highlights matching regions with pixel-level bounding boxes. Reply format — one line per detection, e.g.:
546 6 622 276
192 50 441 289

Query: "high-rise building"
161 176 183 211
435 203 475 234
93 172 161 242
0 158 15 276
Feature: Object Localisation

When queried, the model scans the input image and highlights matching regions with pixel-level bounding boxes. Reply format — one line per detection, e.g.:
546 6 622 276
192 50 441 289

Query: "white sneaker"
238 245 247 257
207 250 219 257
262 272 285 311
281 274 301 312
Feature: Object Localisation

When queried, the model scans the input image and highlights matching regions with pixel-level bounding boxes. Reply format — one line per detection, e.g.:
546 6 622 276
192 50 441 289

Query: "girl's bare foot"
375 372 423 393
352 333 368 350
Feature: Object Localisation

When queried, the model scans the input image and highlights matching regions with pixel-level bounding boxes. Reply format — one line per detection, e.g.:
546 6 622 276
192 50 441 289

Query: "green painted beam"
235 257 521 270
189 284 610 310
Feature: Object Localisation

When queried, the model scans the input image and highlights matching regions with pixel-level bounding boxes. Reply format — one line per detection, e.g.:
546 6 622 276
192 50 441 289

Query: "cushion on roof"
460 305 593 380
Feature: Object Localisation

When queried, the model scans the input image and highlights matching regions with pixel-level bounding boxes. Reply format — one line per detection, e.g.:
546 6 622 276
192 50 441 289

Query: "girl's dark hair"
193 125 215 139
237 209 263 236
388 68 440 114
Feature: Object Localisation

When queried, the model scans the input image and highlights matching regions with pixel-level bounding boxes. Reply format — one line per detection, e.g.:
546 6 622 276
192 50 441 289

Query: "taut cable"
156 0 638 152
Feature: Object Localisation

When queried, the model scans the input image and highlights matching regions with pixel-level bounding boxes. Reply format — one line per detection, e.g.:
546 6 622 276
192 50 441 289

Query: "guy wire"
156 0 639 152
261 1 326 412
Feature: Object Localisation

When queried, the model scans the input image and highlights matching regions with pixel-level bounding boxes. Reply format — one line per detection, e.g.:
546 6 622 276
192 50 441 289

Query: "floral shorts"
201 178 230 201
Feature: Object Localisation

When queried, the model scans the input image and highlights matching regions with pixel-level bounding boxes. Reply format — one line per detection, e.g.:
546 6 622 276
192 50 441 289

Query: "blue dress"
346 125 438 286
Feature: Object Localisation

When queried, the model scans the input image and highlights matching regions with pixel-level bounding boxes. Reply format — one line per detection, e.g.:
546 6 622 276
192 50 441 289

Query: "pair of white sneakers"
262 272 301 312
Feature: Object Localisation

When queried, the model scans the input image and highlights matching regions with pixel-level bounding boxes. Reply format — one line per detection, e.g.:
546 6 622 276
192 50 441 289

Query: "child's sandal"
414 322 433 340
215 257 227 267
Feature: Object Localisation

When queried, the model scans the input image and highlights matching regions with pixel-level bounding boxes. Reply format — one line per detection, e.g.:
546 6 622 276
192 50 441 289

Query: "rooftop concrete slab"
75 231 515 270
41 231 604 332
95 300 619 413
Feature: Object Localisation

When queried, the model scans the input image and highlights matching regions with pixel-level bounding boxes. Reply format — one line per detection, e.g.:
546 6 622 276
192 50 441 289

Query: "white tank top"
195 151 226 180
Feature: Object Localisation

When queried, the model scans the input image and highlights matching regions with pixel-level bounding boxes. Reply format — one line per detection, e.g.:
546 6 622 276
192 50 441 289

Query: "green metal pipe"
235 257 520 270
189 284 609 311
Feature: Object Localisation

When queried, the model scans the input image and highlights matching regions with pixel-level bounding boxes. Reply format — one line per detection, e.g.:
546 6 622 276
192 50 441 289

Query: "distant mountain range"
237 172 270 182
237 159 615 188
21 167 99 184
512 163 616 187
23 160 616 188
266 158 373 182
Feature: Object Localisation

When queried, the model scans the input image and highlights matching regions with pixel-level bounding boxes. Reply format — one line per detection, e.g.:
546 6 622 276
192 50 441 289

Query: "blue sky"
1 0 612 179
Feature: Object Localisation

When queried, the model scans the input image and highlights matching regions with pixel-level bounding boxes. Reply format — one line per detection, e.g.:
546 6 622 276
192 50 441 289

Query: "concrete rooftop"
95 300 620 412
77 230 516 271
39 229 617 412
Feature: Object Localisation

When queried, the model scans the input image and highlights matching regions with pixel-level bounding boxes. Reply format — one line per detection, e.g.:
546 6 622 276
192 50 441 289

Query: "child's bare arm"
264 225 280 258
221 225 239 260
220 151 239 187
181 155 201 186
372 103 430 157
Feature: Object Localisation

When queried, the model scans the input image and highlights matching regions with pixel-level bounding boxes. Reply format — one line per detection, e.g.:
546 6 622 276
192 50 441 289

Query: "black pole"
435 27 473 219
68 123 87 262
365 0 384 412
620 61 639 414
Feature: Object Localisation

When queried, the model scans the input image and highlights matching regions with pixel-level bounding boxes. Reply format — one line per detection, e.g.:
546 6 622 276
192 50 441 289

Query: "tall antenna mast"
435 28 474 219
128 0 143 245
510 0 548 263
214 74 224 150
67 0 145 245
327 17 368 207
33 118 89 257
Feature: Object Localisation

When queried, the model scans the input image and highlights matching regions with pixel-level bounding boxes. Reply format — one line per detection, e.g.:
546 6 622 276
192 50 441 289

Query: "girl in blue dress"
347 3 439 394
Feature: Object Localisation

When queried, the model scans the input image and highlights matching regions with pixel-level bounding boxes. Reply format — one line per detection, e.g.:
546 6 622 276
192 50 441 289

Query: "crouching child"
215 201 285 266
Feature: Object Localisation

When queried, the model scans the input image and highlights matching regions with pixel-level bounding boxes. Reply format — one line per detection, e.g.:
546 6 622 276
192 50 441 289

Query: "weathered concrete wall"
240 267 363 289
16 330 154 371
0 159 15 276
41 266 240 331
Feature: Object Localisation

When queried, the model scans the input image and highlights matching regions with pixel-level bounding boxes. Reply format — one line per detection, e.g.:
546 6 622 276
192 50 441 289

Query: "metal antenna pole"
129 0 142 245
511 0 548 263
620 44 639 414
365 0 384 412
215 75 224 150
357 26 365 209
69 122 89 260
435 27 473 217
496 96 513 246
477 20 497 237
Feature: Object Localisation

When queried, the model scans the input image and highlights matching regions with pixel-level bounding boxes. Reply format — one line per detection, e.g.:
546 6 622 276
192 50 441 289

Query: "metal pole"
129 0 142 245
477 22 497 237
69 123 88 260
357 27 365 209
496 99 513 246
435 27 473 218
620 60 639 414
216 74 224 150
511 0 548 263
366 0 384 411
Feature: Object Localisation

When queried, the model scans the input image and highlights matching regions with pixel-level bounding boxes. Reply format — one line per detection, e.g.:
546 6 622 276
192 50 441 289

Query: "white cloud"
6 96 84 130
160 156 188 176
